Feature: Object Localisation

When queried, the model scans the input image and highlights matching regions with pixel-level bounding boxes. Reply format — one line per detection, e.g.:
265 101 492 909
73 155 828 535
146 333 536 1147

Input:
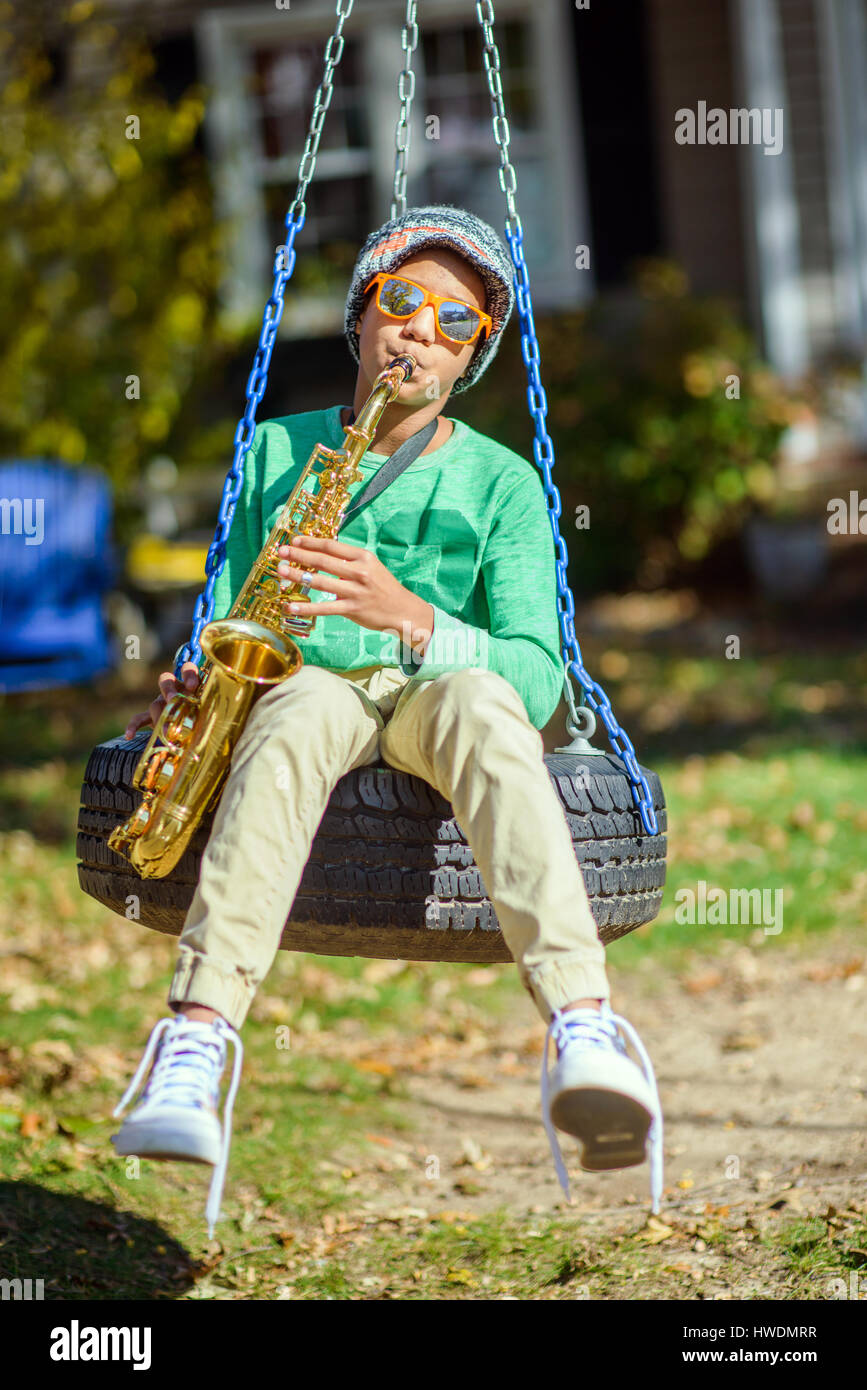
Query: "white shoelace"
114 1015 244 1238
540 1002 664 1214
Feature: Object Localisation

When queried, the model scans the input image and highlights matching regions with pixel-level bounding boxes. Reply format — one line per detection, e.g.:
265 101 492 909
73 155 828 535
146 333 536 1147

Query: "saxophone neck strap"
339 415 439 527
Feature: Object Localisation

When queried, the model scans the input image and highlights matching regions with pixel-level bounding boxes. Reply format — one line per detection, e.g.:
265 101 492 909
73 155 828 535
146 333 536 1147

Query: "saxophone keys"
141 748 169 792
160 695 198 746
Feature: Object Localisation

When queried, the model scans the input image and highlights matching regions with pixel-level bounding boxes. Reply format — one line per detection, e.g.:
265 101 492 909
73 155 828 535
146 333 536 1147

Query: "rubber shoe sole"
111 1108 221 1166
549 1051 655 1172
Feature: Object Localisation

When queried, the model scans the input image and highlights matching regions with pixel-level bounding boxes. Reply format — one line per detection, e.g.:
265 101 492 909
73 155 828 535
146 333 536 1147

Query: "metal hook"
554 702 606 755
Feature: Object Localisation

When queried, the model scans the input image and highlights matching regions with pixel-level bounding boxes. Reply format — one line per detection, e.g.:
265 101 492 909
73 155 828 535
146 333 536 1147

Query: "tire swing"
77 0 666 963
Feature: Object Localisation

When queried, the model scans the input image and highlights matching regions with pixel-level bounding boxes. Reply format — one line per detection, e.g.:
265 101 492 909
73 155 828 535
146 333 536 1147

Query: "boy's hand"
276 536 434 655
124 662 201 740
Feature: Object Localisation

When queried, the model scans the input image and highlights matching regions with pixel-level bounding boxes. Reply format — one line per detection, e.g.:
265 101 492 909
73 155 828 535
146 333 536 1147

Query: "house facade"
52 0 867 436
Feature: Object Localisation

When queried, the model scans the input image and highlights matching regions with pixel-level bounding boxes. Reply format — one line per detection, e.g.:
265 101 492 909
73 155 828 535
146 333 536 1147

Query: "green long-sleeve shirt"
208 404 565 729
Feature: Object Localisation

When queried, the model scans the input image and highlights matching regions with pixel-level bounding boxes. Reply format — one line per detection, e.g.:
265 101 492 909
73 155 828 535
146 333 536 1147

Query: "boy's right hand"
124 662 201 740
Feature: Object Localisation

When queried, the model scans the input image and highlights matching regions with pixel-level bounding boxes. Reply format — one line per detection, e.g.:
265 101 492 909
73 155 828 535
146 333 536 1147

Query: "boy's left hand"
276 536 432 647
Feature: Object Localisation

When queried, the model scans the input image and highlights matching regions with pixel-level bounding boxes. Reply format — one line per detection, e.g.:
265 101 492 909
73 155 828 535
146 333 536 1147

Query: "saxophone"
108 353 418 879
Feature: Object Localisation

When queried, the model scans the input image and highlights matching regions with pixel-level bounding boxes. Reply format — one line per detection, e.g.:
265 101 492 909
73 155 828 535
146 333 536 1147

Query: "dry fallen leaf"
354 1059 395 1077
455 1070 493 1090
720 1030 766 1052
456 1136 492 1171
682 970 725 996
464 967 500 987
703 1203 731 1218
378 1207 428 1223
636 1216 675 1245
361 959 407 985
804 962 837 982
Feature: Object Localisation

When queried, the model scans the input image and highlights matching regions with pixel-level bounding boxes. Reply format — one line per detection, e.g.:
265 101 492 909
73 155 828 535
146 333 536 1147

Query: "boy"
114 205 664 1236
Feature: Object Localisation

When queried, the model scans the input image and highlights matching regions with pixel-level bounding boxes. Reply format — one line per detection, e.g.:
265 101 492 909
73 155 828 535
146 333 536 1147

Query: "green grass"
615 745 867 971
1 637 865 1298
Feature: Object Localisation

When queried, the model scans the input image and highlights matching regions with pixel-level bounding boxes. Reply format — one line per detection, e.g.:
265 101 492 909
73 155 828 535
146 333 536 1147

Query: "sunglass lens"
438 302 480 342
380 278 424 315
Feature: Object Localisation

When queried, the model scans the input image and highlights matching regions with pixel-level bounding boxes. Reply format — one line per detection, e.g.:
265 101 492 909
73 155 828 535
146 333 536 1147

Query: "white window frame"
195 0 591 339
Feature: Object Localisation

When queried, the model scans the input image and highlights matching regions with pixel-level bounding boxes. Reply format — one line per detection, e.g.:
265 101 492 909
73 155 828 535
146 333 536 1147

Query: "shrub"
0 8 238 539
462 258 803 593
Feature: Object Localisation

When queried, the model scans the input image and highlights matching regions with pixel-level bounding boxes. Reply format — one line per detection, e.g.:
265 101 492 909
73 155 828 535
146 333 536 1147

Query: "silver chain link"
287 0 355 229
182 0 658 838
180 0 356 673
476 0 520 240
474 0 659 835
391 0 420 219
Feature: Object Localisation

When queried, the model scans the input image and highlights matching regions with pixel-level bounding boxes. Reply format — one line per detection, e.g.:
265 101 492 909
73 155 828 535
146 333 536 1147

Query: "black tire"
77 733 667 963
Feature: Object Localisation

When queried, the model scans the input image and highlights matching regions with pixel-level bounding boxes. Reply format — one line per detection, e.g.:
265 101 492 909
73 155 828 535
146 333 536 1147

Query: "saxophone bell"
200 618 301 686
109 354 416 879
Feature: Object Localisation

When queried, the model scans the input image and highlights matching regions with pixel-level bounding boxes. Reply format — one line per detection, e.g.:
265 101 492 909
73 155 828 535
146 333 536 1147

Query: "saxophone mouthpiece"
388 353 417 381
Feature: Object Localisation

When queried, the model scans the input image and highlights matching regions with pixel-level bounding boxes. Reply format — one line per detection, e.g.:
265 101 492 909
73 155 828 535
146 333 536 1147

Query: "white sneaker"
540 1001 664 1213
111 1013 243 1237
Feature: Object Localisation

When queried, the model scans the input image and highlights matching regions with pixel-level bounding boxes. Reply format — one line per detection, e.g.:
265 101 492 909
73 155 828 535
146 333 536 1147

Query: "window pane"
421 20 537 141
262 175 370 294
231 13 559 332
251 40 367 160
418 20 551 267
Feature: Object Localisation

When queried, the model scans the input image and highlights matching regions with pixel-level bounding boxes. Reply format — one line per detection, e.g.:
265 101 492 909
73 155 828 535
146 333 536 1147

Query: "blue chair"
0 459 117 693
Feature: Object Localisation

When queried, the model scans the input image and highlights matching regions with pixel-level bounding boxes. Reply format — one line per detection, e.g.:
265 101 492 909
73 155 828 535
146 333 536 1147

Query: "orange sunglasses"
363 272 492 346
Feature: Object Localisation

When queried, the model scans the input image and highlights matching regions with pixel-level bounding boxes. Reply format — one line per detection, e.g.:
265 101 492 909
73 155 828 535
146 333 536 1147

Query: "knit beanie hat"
344 204 515 395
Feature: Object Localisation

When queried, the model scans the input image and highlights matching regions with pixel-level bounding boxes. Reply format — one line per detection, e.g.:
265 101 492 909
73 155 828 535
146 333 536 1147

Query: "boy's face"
353 247 488 406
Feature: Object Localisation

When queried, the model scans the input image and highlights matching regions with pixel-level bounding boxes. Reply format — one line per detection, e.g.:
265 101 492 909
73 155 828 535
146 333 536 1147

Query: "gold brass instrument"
108 353 418 879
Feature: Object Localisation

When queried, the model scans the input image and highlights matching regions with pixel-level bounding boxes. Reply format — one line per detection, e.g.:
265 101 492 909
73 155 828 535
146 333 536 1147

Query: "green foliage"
0 7 237 527
463 259 803 592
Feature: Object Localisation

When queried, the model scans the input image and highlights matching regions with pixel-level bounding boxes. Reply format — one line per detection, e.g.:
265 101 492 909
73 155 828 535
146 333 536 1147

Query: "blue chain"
504 220 659 836
174 225 303 673
175 0 355 670
178 209 658 836
176 222 658 838
178 0 657 838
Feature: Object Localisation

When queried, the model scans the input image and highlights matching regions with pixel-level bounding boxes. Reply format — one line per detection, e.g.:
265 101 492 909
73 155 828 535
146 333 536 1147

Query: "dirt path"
315 927 867 1247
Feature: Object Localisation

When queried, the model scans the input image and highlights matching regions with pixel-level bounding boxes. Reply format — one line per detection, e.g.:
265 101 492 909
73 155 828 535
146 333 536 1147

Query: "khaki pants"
169 663 610 1030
